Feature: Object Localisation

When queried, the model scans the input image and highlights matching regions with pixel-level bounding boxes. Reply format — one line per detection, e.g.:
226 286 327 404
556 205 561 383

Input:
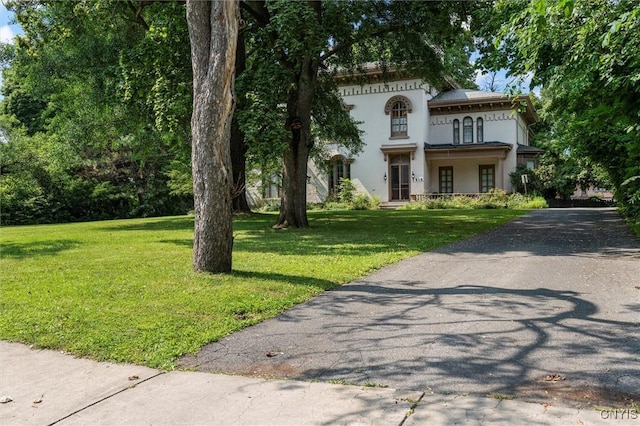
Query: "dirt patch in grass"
513 380 638 409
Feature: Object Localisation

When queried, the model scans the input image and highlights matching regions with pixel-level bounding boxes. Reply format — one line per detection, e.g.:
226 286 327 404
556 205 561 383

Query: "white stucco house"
302 68 541 205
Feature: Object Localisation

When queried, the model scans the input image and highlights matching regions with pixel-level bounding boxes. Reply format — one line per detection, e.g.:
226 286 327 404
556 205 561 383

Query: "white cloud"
0 25 14 44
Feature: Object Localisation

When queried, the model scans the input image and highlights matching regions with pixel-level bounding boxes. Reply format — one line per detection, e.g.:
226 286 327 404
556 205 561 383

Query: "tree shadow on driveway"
181 282 639 407
180 208 639 408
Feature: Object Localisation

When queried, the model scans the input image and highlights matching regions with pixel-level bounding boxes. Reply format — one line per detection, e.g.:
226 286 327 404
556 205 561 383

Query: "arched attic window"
453 119 460 144
384 95 413 138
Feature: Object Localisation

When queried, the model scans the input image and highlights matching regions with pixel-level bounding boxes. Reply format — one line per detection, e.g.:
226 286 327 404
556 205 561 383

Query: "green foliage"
256 199 282 213
352 193 375 211
165 160 193 197
240 0 480 226
509 164 541 195
0 210 523 367
337 178 356 204
2 0 482 227
1 1 193 225
400 190 547 211
479 0 640 222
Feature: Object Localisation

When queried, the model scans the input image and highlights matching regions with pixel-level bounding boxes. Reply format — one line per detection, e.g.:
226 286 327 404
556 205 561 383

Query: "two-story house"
305 69 540 205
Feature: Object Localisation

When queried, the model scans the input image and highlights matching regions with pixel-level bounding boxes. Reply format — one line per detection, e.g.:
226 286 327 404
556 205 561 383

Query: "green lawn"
1 209 525 369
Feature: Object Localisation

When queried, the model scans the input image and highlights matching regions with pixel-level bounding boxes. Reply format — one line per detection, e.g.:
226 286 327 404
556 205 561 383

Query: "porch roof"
516 144 545 154
424 141 512 151
424 141 512 160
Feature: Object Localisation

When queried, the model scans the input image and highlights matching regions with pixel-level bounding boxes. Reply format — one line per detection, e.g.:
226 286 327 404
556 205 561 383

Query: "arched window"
463 116 473 144
390 101 408 137
453 119 460 144
384 95 412 138
477 117 484 143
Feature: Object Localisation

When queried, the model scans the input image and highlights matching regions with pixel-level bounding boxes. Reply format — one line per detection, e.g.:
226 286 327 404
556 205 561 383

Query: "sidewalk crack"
47 372 165 426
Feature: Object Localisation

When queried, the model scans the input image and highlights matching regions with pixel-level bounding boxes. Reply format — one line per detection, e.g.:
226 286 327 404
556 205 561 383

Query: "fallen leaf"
543 374 566 382
33 395 44 404
266 351 276 357
0 396 13 404
128 375 140 381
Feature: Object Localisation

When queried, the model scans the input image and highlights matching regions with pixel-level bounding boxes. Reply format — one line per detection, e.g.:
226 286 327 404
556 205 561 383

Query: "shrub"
352 193 372 210
400 193 548 211
338 178 356 204
256 198 281 212
370 195 381 210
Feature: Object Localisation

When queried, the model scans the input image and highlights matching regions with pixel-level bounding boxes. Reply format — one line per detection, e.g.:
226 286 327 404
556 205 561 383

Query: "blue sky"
1 2 20 44
1 2 22 94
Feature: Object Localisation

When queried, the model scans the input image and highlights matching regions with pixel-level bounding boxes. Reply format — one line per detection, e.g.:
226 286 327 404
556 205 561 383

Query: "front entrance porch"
423 142 513 194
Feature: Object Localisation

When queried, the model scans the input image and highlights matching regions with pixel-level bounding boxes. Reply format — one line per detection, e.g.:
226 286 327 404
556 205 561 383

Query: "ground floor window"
328 157 351 195
439 166 453 193
479 165 495 193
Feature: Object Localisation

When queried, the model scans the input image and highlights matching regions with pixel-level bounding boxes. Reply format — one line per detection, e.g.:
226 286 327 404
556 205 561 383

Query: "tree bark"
231 30 251 213
186 0 238 273
275 55 319 228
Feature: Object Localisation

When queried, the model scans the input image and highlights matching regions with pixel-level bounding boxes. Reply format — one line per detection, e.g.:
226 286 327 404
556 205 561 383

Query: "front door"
390 154 411 201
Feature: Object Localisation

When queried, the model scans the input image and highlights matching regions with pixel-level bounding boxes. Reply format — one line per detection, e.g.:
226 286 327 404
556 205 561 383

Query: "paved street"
181 208 640 407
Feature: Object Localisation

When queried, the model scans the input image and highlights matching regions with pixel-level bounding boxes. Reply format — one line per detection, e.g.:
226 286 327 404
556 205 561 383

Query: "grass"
0 209 525 369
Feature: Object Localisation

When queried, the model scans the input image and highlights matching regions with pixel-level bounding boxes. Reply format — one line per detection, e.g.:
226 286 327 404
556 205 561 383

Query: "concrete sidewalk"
1 341 633 426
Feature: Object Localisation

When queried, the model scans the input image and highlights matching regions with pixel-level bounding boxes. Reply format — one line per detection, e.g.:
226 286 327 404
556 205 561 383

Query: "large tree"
475 0 640 222
2 1 194 224
240 0 477 228
186 0 238 273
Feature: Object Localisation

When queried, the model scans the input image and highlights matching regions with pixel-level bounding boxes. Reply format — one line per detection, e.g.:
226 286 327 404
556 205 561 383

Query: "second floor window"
390 101 408 137
463 116 473 144
453 119 460 144
477 117 484 143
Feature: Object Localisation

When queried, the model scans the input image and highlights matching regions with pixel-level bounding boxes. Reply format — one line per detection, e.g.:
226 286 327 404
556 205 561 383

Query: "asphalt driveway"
180 208 640 406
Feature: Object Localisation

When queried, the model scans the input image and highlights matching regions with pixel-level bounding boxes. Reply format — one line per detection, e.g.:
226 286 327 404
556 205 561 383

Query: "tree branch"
241 0 294 70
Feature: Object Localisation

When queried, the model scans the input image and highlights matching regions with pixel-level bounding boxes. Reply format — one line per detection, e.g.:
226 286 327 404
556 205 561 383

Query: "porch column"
425 159 431 193
498 157 505 190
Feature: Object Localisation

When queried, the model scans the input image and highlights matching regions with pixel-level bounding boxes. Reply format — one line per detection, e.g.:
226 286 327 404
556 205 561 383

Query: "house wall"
427 112 523 193
338 79 435 201
429 111 519 145
517 115 529 146
427 157 511 194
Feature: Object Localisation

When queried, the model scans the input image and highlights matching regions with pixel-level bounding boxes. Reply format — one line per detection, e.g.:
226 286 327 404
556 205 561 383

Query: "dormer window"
384 95 412 139
463 116 473 144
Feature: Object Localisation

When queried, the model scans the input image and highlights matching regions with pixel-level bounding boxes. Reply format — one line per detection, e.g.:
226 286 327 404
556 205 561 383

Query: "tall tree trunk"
230 117 250 213
275 56 319 228
231 30 251 213
186 0 238 273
